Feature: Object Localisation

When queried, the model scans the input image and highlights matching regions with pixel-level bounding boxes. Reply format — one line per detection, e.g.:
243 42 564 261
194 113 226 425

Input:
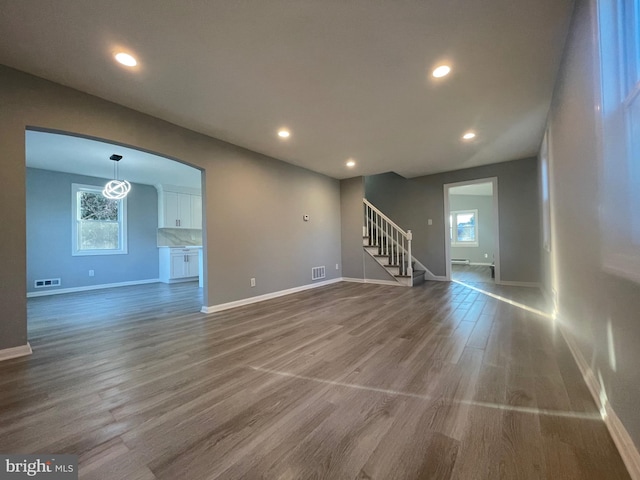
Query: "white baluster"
407 230 413 282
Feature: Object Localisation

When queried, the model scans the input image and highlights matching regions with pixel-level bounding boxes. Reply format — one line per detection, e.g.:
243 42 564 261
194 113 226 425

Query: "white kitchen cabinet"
190 194 202 229
157 187 201 229
159 247 201 283
185 251 199 277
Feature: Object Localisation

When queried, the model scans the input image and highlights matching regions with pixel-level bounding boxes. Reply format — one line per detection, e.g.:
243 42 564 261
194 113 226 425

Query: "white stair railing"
363 199 413 281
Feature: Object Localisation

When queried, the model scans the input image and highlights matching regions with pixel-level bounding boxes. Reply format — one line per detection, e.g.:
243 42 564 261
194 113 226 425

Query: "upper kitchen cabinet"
157 185 202 229
190 194 202 230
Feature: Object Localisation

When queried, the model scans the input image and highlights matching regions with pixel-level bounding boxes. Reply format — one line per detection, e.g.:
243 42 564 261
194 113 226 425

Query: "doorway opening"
444 177 499 286
25 128 206 327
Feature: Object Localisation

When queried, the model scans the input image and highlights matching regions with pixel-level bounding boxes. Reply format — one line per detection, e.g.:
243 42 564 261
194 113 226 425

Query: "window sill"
72 250 128 256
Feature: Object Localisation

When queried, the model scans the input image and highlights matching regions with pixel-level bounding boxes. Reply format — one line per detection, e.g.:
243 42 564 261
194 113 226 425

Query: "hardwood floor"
0 281 630 479
451 264 494 285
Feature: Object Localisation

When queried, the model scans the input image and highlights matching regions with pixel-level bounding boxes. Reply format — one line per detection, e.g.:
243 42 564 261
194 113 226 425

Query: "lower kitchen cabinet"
159 247 201 283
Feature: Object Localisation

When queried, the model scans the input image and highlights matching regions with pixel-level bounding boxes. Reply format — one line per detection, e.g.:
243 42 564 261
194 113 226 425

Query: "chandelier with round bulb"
103 154 131 200
103 179 131 199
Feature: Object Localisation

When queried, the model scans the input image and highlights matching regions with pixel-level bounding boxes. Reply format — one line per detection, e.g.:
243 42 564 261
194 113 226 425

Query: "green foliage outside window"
78 191 120 250
80 192 118 221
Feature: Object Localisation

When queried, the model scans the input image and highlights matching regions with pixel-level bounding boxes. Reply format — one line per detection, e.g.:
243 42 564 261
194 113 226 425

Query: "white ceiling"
0 0 573 179
449 182 493 196
26 130 202 189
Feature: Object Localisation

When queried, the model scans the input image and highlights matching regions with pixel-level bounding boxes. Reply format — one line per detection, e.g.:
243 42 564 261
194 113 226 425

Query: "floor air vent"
311 266 326 281
34 278 61 288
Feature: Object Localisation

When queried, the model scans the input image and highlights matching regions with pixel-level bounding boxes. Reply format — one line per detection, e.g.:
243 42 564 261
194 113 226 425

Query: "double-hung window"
598 0 640 281
621 0 640 245
450 210 478 247
72 183 128 256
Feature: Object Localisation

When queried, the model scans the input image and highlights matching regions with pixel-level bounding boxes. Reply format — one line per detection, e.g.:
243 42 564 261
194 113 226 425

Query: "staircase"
363 199 426 287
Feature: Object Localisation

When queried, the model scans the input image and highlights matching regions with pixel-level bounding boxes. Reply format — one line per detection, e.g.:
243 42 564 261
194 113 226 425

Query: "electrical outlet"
250 277 256 287
89 269 95 277
484 253 488 258
336 264 339 270
428 219 433 225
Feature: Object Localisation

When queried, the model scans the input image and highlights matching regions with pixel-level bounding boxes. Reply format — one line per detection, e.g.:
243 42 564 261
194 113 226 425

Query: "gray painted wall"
26 168 159 293
543 0 640 445
0 65 341 351
449 194 495 264
365 158 540 283
363 253 396 282
340 177 364 279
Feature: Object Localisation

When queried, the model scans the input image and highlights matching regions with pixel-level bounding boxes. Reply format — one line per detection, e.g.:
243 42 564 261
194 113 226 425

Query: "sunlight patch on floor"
249 365 601 421
452 279 552 319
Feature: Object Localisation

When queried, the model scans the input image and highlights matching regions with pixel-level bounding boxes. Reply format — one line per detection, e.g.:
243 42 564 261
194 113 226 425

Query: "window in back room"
72 183 128 255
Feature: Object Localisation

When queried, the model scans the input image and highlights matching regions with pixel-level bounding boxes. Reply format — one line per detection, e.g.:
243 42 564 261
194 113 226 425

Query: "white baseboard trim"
341 277 367 283
495 280 541 288
560 327 640 480
27 279 160 297
160 277 199 284
0 343 32 361
342 277 408 287
201 278 343 314
423 273 448 282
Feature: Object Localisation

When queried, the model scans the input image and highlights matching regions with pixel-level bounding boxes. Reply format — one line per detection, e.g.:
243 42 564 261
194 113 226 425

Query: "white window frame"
72 183 128 256
597 0 640 282
450 209 479 247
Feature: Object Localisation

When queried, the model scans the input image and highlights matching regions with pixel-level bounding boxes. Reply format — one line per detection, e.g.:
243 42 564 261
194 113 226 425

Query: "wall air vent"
34 278 61 288
311 266 326 281
451 259 470 265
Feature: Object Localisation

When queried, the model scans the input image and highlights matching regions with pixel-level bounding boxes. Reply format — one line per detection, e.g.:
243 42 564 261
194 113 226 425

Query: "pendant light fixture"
103 154 131 200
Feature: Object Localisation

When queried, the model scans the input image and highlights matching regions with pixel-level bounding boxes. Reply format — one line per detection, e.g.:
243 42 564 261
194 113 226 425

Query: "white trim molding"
443 177 500 283
495 280 541 288
0 343 32 362
560 328 640 480
201 278 343 314
27 279 160 297
342 277 406 287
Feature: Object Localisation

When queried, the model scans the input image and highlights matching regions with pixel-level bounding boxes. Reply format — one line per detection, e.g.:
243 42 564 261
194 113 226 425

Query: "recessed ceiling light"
278 129 290 138
462 131 476 140
114 52 137 67
432 65 451 78
346 159 356 168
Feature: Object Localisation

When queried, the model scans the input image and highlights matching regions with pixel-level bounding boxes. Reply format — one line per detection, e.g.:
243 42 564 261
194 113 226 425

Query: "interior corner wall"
545 0 640 446
0 65 341 351
340 177 364 279
26 168 159 293
364 158 540 283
